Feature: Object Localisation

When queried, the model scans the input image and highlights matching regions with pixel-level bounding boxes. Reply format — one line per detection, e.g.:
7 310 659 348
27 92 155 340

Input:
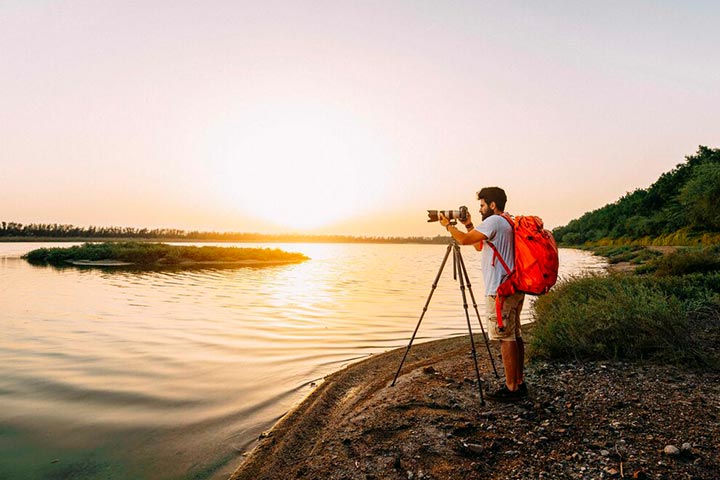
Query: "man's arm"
439 213 488 245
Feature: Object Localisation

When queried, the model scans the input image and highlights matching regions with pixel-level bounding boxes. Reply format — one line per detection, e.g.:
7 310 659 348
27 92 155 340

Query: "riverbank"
229 333 720 480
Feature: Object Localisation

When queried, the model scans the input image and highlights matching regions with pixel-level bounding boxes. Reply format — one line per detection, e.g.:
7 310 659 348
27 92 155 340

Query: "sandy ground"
228 332 720 480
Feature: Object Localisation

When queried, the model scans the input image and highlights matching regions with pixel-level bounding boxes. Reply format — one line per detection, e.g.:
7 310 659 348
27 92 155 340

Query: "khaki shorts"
486 292 525 341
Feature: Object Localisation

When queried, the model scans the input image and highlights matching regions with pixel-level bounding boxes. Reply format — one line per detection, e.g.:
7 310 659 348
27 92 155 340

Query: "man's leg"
485 293 527 400
500 339 519 391
516 337 524 386
514 294 525 387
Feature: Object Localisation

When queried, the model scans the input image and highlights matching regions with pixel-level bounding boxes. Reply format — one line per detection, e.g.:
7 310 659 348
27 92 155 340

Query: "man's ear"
489 201 497 212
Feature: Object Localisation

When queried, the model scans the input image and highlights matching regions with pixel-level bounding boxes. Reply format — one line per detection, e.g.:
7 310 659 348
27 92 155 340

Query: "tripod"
391 231 499 406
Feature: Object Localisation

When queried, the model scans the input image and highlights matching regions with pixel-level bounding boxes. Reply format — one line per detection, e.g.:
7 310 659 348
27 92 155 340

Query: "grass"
23 242 309 267
637 245 720 276
530 273 720 369
561 229 720 248
585 245 662 265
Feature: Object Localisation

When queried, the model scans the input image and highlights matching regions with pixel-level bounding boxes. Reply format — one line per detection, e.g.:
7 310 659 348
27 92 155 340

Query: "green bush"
530 274 720 368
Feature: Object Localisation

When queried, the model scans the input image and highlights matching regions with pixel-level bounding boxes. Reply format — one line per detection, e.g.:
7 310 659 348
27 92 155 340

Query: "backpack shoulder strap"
485 241 512 274
485 213 514 275
499 212 514 229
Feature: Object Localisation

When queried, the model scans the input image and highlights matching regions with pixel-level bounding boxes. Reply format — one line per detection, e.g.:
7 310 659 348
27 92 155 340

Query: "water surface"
0 242 605 479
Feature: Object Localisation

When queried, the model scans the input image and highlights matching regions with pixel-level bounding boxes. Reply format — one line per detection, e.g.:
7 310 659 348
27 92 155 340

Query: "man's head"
476 187 507 220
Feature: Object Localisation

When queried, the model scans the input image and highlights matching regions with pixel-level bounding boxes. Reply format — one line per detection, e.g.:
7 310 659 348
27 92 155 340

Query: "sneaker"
517 382 528 397
485 385 522 402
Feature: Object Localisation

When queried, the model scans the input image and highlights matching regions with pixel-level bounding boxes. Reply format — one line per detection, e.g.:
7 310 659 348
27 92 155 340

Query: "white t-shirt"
477 214 515 296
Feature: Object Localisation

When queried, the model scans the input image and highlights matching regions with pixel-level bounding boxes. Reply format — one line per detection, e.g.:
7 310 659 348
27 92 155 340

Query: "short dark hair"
476 187 507 211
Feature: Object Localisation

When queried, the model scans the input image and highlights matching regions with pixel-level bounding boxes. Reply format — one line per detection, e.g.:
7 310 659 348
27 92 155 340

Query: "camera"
427 206 469 223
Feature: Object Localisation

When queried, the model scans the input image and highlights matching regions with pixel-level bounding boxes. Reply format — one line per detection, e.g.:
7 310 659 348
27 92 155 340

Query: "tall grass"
531 273 720 368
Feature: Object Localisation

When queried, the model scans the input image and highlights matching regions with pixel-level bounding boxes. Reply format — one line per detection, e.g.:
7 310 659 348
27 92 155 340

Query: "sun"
209 105 391 231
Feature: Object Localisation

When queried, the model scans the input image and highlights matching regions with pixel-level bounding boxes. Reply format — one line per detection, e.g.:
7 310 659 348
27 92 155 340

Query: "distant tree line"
553 146 720 245
0 221 450 245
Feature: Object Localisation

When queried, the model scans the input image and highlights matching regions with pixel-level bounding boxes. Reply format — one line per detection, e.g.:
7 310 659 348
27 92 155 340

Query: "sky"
1 1 719 237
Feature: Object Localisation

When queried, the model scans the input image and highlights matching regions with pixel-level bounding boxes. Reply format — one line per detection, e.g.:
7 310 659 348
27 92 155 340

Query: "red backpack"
486 214 559 330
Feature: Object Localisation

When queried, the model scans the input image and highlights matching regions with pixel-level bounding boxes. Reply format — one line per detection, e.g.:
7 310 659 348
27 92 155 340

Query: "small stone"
663 445 680 456
423 366 436 375
51 459 60 464
406 471 414 479
464 442 484 454
605 467 619 476
681 442 692 453
600 449 610 457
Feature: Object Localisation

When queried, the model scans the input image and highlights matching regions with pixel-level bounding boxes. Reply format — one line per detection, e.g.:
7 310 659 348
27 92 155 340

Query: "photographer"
438 186 527 402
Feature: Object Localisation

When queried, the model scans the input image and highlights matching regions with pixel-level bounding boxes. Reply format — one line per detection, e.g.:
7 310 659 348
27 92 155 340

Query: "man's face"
479 199 494 221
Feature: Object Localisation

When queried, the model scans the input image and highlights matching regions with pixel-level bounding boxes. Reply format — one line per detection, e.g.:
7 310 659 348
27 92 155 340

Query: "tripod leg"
453 244 486 406
391 242 453 386
455 248 500 379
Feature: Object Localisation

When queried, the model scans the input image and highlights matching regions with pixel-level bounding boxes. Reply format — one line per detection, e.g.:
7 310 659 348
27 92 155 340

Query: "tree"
681 162 720 231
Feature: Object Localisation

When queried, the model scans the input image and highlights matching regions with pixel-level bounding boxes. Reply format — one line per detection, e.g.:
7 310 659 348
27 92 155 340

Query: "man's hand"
461 212 473 227
438 212 450 228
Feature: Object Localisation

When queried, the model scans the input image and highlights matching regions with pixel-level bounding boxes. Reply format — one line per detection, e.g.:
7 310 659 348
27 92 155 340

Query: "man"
438 186 527 401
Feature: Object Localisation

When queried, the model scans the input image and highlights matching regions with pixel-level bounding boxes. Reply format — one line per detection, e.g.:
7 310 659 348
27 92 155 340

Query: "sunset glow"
206 104 393 230
1 2 719 236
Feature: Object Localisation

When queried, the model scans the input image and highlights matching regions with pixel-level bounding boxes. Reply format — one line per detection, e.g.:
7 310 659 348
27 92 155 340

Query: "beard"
481 209 493 221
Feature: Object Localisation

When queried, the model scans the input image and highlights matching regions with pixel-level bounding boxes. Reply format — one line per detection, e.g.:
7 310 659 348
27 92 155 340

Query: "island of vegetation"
23 242 309 268
230 146 720 480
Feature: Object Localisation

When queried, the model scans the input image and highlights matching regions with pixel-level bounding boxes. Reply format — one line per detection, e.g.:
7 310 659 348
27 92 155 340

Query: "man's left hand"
438 212 450 228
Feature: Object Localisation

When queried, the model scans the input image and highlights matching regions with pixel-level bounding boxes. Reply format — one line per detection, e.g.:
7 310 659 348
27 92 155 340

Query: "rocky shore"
229 333 720 480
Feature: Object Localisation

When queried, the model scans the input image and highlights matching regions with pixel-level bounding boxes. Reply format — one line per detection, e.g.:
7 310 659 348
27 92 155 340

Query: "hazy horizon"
3 1 719 236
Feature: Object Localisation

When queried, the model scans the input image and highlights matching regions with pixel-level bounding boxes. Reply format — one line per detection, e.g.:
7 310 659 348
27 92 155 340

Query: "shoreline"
65 259 305 267
228 332 720 480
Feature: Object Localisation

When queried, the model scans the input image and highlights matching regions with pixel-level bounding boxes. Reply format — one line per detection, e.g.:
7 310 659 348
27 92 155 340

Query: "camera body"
427 206 469 223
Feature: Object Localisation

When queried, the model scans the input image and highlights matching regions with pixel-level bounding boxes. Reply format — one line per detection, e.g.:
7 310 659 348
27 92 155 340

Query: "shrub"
530 274 720 368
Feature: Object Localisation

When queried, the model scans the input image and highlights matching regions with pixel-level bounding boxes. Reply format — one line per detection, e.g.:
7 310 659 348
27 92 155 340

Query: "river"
0 242 605 479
